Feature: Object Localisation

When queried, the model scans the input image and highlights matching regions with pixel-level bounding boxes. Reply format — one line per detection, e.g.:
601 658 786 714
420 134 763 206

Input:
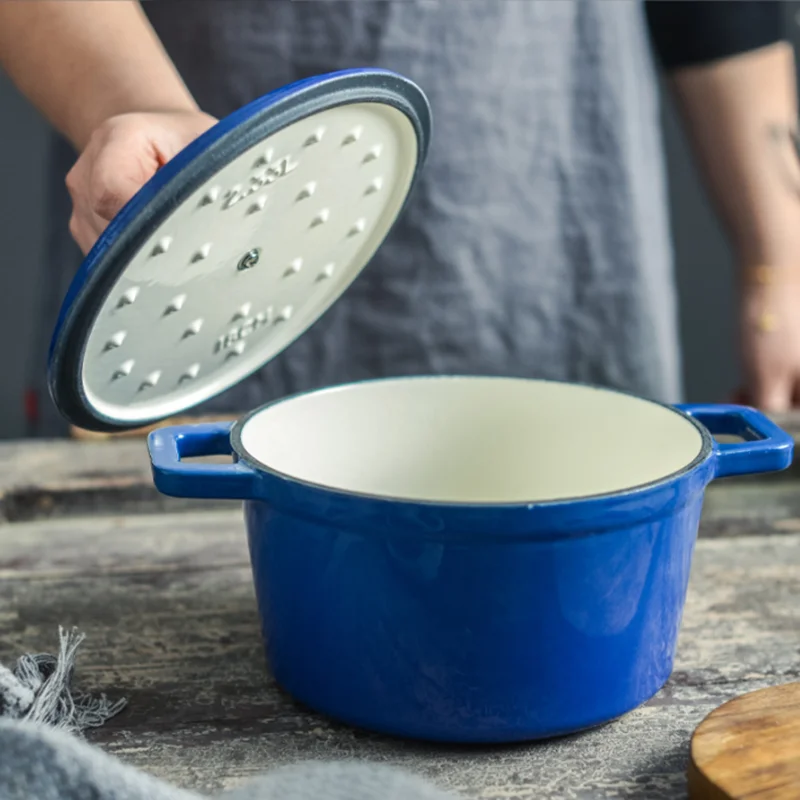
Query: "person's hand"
736 265 800 412
66 110 217 254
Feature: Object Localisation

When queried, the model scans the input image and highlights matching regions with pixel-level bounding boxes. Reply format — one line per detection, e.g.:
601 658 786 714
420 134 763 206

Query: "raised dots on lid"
48 70 431 431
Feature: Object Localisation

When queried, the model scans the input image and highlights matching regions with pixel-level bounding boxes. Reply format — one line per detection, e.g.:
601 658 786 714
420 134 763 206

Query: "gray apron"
31 0 681 435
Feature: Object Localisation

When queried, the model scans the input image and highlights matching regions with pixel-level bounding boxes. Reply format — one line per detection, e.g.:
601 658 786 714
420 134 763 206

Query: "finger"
68 211 97 255
74 192 111 247
64 162 84 207
88 166 143 224
750 375 794 413
88 142 155 223
66 163 100 252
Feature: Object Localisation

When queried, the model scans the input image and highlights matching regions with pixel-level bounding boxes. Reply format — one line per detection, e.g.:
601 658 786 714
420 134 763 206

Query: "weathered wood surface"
0 409 798 525
0 437 236 521
1 505 798 799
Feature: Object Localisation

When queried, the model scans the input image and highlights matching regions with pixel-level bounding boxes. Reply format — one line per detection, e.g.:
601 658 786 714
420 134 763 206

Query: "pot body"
243 493 702 742
148 380 793 742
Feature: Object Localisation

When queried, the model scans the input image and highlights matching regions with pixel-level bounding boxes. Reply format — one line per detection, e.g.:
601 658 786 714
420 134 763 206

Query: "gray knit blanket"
0 629 459 800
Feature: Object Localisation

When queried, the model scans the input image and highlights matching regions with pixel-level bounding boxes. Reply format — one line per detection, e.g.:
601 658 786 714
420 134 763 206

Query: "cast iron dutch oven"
48 69 794 743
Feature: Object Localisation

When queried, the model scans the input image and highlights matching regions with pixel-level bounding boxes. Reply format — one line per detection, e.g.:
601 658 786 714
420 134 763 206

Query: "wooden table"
1 415 799 799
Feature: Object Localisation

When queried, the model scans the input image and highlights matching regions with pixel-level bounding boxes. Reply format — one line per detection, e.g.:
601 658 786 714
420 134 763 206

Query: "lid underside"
49 70 430 431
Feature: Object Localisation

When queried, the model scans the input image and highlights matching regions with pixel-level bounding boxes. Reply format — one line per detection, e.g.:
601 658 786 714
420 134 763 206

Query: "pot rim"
229 374 715 511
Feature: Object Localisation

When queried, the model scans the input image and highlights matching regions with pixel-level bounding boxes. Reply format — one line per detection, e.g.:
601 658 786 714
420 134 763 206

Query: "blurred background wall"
0 3 798 439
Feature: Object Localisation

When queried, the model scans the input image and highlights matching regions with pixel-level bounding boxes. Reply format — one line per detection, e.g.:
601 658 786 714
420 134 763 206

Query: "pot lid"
48 69 431 432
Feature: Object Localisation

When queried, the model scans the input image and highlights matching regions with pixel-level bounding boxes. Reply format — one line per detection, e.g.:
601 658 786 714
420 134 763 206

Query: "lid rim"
49 69 431 432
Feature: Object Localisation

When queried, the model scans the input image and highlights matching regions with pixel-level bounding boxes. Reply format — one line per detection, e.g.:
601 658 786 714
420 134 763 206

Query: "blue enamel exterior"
675 403 794 478
147 399 793 742
242 495 701 741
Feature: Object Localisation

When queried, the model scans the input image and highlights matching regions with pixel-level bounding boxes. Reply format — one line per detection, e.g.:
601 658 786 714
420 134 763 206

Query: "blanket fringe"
0 627 126 735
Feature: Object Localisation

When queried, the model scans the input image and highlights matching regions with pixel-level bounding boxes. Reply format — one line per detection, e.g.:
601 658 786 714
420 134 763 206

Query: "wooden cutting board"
688 682 800 799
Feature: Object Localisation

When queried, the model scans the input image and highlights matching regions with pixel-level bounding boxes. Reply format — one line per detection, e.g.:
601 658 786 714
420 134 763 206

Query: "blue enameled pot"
147 376 793 743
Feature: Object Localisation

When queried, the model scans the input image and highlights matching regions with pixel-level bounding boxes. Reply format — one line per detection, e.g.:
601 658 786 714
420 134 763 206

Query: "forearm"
0 0 197 150
667 42 800 266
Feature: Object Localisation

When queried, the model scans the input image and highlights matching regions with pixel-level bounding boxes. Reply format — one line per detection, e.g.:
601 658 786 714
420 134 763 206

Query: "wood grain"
688 683 800 799
0 437 237 521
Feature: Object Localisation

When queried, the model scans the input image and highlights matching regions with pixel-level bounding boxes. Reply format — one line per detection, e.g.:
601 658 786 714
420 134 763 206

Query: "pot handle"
676 404 794 479
147 422 258 499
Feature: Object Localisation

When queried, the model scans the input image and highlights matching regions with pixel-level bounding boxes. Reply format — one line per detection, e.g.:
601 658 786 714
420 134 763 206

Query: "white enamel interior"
238 377 706 504
80 103 418 424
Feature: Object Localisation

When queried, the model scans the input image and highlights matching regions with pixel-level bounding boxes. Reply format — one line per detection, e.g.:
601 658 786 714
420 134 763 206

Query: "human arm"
645 1 800 411
0 0 198 149
0 1 215 251
668 43 800 413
